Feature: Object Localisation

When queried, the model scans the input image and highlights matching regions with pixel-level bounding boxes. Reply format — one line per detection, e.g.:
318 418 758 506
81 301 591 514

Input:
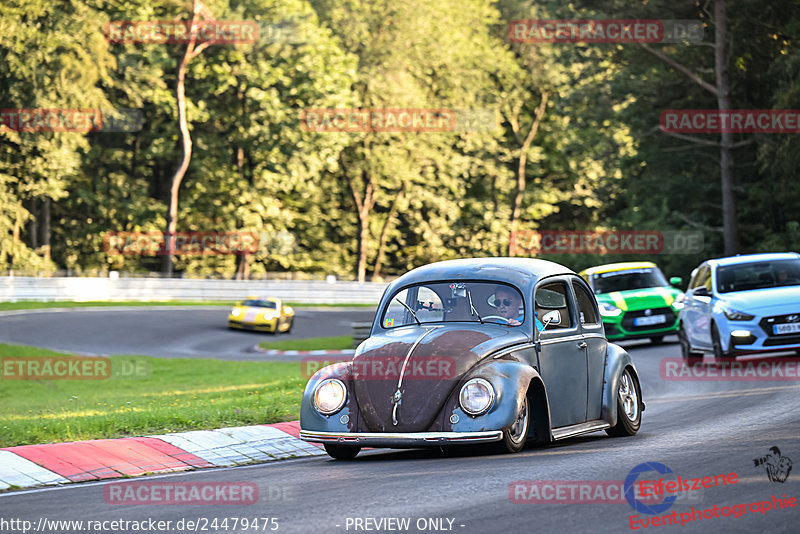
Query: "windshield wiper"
467 290 484 324
394 297 421 326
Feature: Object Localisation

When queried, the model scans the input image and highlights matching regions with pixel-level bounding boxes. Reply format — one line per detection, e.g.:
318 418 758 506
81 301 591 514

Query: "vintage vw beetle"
299 258 644 459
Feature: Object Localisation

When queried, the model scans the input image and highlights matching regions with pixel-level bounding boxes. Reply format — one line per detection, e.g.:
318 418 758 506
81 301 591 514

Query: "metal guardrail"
351 321 373 348
0 277 388 304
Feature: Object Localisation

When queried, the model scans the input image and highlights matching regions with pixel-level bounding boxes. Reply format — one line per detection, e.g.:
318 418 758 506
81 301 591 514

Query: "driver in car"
491 286 544 330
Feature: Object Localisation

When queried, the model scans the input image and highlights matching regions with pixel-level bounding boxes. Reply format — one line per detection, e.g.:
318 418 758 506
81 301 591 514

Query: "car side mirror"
692 286 711 297
670 277 682 287
541 310 561 330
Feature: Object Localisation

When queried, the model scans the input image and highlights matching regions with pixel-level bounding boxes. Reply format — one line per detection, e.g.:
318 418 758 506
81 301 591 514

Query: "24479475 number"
191 517 279 531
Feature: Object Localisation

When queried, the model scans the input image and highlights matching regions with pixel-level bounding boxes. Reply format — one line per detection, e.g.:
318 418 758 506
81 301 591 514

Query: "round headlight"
231 309 242 317
459 378 494 416
313 379 347 415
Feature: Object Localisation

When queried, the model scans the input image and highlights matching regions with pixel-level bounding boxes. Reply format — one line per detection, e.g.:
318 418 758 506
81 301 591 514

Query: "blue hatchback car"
679 252 800 361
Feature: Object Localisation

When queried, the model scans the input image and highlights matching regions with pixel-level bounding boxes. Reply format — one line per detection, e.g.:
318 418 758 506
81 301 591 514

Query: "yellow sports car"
228 297 294 333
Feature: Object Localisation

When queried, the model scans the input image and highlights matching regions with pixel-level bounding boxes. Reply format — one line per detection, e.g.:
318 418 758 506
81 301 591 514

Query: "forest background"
2 0 798 282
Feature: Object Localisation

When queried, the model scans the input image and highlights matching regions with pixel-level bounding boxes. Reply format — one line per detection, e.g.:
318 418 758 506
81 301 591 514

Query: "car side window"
573 282 599 325
693 265 711 291
688 265 704 289
415 287 444 322
534 281 574 329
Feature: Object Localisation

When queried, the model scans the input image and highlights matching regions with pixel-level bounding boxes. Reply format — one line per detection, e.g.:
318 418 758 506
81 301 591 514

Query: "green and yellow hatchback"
579 262 684 343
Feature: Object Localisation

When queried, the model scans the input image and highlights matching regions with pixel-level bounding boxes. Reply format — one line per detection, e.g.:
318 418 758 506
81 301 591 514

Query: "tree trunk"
715 0 738 255
234 254 250 280
41 197 51 262
356 210 369 282
343 155 375 283
162 53 191 277
508 92 549 255
372 184 404 281
641 1 739 254
161 1 212 276
27 198 38 249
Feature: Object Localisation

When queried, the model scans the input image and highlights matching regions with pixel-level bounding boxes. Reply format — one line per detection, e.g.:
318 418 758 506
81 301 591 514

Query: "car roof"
581 261 657 276
244 296 279 302
707 252 800 268
383 257 575 296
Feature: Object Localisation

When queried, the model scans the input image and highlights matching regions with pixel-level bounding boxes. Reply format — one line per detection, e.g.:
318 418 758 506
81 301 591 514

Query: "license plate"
773 323 800 335
634 314 667 326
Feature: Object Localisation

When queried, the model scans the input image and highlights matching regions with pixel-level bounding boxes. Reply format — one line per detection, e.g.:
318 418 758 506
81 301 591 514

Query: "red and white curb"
0 421 323 491
254 348 355 357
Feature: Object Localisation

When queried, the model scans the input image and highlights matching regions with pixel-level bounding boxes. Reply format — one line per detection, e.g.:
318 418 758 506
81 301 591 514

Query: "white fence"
0 277 388 304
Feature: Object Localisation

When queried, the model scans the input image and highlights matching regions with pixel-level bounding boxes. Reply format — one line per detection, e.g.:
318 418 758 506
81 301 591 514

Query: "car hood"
719 285 800 313
232 306 278 317
352 323 529 432
596 287 681 311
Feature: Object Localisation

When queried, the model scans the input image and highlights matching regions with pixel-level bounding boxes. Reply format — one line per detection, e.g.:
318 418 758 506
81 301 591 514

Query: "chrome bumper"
299 430 503 447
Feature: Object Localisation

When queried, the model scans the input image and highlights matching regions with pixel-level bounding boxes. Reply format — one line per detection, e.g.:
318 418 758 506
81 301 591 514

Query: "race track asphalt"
0 307 376 361
2 310 799 533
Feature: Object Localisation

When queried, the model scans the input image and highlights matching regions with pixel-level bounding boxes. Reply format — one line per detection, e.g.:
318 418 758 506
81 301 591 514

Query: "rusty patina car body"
299 258 644 459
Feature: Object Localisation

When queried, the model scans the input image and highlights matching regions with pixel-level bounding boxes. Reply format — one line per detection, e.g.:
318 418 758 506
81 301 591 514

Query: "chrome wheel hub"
509 399 528 443
619 372 639 422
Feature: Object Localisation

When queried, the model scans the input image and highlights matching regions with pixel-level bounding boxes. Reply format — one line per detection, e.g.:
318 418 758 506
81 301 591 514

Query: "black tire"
496 396 530 453
650 335 665 345
606 368 642 437
712 324 734 361
323 444 360 460
286 318 293 334
679 325 702 364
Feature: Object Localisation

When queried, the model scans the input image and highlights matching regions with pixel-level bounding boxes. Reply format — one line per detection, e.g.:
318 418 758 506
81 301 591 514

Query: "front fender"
601 343 642 427
300 363 359 433
442 359 541 434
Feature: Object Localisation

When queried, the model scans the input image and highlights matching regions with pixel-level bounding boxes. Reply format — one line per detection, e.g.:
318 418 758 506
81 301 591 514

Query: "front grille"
604 324 620 336
759 312 800 339
621 307 676 332
764 335 800 347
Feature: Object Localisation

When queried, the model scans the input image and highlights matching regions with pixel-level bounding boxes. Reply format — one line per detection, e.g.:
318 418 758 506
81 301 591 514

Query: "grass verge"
0 343 304 448
258 336 353 351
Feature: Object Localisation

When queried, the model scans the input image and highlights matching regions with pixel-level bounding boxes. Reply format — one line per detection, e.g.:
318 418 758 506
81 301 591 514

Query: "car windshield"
381 281 525 328
241 299 277 309
716 259 800 293
591 267 669 294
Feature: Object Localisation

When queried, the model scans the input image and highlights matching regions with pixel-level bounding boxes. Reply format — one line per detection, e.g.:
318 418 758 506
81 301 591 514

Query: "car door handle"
577 341 587 349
